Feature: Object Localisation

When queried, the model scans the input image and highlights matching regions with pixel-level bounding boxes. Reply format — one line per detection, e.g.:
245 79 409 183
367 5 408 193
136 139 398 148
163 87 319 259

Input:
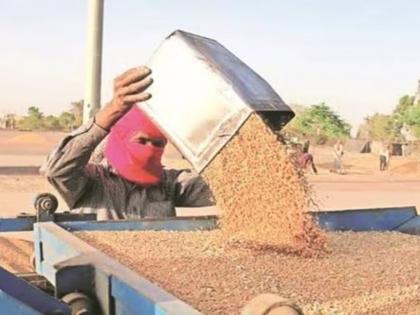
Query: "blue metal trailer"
0 193 419 314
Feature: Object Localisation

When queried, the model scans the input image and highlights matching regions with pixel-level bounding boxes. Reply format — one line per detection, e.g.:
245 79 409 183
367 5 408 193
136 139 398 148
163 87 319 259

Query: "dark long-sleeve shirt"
41 121 214 220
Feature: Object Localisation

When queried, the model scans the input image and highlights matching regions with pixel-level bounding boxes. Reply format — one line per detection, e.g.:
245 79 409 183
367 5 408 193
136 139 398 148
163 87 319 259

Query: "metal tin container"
141 30 294 172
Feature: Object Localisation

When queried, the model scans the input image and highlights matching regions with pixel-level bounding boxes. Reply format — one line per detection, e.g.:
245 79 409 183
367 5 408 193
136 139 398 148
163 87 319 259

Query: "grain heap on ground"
77 230 420 315
202 113 326 255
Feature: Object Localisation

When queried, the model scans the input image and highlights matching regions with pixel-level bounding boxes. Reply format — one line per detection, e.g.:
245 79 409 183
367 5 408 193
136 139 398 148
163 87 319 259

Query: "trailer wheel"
61 292 98 315
241 293 304 315
34 193 59 215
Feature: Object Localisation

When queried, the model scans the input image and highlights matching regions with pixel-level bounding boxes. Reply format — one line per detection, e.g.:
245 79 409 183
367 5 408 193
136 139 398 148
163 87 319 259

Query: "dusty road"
311 175 420 211
1 173 420 217
1 129 419 216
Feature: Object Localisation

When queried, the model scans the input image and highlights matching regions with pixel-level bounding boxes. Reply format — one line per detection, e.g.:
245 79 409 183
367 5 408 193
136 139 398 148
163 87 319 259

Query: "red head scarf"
104 107 166 186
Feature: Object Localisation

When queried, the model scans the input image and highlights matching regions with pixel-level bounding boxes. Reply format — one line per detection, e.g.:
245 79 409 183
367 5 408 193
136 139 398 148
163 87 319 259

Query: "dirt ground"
0 130 419 313
1 131 419 215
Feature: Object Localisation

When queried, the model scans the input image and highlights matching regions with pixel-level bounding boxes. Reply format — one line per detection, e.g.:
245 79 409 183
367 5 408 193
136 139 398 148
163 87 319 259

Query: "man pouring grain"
41 66 214 220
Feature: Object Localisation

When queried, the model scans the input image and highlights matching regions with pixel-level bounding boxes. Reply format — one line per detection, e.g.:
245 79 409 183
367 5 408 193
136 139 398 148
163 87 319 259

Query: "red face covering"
104 107 166 186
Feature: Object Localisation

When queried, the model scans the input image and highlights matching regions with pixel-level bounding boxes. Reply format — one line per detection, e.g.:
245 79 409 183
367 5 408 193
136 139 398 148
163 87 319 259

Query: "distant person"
302 139 310 154
331 140 344 174
379 145 391 171
297 142 318 174
298 151 318 174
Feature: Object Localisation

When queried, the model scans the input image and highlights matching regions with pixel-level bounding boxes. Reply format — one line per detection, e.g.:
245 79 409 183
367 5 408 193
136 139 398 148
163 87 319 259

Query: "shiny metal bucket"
140 30 294 173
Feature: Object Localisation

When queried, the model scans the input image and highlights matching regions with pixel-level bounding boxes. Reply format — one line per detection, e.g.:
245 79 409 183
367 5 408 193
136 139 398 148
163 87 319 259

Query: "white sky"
0 0 419 132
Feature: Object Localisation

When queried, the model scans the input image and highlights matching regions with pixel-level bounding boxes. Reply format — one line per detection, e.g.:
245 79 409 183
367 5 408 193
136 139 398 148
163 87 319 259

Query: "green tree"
17 103 83 131
358 113 397 141
391 94 420 139
403 104 420 138
70 100 83 128
58 112 76 131
394 95 415 117
356 95 419 142
289 103 351 143
18 106 44 130
28 106 43 119
44 115 61 130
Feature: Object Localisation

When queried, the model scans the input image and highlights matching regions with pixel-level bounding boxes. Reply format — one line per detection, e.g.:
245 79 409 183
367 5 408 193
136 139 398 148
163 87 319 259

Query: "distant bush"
357 95 420 142
284 103 351 144
17 101 83 132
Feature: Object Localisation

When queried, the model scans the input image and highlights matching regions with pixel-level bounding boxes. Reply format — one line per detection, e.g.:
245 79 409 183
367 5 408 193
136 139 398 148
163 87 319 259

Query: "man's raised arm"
41 66 153 208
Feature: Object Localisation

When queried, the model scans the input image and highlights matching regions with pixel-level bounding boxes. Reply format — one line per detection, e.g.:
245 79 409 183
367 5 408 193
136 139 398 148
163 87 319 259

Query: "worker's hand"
95 66 153 130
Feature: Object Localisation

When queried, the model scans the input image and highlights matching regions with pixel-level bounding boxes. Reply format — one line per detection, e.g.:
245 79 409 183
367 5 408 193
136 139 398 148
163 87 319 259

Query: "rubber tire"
241 293 304 315
61 292 97 315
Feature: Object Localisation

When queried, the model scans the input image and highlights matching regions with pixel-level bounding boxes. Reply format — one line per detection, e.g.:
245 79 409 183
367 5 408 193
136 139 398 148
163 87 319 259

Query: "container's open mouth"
257 110 295 131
